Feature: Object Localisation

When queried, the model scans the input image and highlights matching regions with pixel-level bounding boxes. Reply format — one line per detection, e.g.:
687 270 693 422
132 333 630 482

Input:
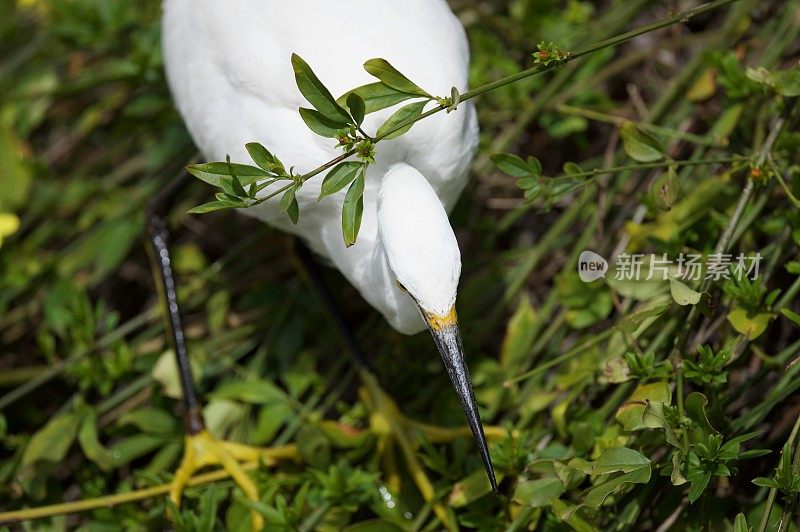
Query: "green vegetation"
1 0 799 530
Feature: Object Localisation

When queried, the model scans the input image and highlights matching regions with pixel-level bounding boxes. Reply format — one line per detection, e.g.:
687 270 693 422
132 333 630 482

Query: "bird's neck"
367 233 426 335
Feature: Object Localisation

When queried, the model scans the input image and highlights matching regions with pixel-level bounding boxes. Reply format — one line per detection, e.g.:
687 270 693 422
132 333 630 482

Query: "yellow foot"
169 431 298 531
357 369 512 531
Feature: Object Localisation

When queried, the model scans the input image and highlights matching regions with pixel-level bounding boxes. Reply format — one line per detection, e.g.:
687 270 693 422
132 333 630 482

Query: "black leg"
292 239 372 372
146 173 204 435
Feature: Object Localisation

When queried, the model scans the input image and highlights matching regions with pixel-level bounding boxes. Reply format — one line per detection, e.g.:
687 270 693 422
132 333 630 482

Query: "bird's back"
163 0 478 330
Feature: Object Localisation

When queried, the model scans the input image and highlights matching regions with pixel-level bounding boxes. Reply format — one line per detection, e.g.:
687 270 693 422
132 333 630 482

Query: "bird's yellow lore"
425 307 458 331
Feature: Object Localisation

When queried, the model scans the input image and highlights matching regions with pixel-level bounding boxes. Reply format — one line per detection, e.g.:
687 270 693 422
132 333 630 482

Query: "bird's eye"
395 279 408 293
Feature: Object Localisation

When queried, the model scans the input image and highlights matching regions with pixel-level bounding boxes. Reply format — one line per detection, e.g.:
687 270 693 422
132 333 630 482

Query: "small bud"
356 140 376 163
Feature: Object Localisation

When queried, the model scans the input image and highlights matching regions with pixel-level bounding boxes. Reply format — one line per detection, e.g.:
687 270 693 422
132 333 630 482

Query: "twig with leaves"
187 0 743 248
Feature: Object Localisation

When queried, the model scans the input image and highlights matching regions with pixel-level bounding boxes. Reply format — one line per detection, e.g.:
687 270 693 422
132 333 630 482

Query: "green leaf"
296 425 331 469
216 192 243 204
119 407 179 434
280 186 299 225
513 477 565 508
21 412 81 467
569 447 652 475
747 66 800 97
363 58 430 97
516 177 539 190
376 100 428 140
670 278 702 306
582 466 651 508
688 471 712 503
188 200 240 214
450 468 506 508
319 162 362 200
651 168 680 210
212 379 287 405
685 392 716 434
620 122 664 163
78 411 114 471
109 434 167 468
245 142 276 172
492 153 536 178
226 156 247 197
500 295 537 370
752 477 781 488
561 449 653 517
204 399 245 438
721 431 762 451
671 452 688 485
615 381 672 431
342 172 365 247
527 156 543 176
551 499 597 532
337 82 418 114
143 441 181 476
769 66 800 97
733 513 749 532
615 298 670 333
739 449 771 459
563 162 583 177
643 401 682 449
291 54 351 123
187 162 270 188
253 403 293 445
781 308 800 328
299 107 346 139
346 93 366 125
207 289 230 335
728 306 771 340
280 187 295 212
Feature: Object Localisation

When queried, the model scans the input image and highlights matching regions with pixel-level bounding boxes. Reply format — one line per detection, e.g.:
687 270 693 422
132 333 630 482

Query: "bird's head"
377 163 496 492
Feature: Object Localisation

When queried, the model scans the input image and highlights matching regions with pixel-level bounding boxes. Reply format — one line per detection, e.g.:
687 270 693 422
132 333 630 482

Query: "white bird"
161 0 495 508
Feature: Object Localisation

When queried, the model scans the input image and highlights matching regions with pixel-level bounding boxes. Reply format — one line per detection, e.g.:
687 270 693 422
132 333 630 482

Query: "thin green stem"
556 103 724 147
767 157 800 209
552 157 739 180
248 182 294 208
568 0 741 61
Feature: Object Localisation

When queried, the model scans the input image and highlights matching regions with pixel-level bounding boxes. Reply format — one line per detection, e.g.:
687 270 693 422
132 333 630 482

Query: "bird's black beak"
424 308 497 494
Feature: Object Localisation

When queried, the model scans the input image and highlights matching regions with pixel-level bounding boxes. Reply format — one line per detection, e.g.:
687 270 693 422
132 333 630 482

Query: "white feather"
162 0 478 334
378 164 461 318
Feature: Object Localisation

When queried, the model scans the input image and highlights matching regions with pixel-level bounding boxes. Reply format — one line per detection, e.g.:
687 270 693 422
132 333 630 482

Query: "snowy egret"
157 0 496 524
